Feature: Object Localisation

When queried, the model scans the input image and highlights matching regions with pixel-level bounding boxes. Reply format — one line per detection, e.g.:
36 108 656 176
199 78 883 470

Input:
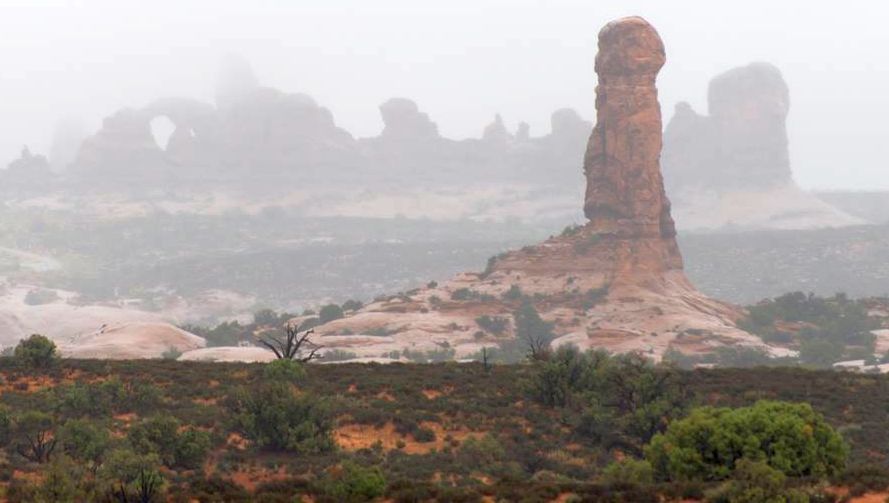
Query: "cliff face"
294 17 766 362
662 62 860 230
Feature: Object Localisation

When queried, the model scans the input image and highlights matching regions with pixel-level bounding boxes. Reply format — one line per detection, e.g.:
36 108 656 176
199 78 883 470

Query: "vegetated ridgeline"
298 16 768 363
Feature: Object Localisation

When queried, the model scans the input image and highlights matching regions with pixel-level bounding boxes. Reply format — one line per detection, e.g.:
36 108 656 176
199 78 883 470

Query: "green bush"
13 334 58 368
262 359 307 383
58 418 110 467
12 410 56 463
601 459 655 486
475 315 509 335
316 461 386 503
0 407 11 447
645 400 848 482
230 382 335 453
98 448 164 503
128 414 211 470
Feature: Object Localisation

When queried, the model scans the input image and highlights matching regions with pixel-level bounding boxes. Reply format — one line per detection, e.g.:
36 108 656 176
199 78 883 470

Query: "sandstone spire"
584 16 675 241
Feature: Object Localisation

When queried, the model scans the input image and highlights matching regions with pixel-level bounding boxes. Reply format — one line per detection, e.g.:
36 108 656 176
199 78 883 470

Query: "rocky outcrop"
662 62 860 230
378 98 439 141
296 17 765 362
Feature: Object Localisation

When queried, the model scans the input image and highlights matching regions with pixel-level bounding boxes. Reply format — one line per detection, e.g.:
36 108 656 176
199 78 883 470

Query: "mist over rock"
2 146 54 188
215 53 260 110
662 62 861 230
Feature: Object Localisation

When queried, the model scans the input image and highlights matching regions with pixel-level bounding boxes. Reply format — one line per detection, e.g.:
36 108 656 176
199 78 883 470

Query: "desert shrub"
646 400 848 482
315 461 386 503
128 414 179 461
98 448 165 503
173 429 213 470
13 334 58 368
475 315 509 335
527 346 607 407
601 459 655 486
262 359 307 383
0 407 11 447
28 454 87 502
413 426 436 443
319 304 345 324
12 410 57 463
703 459 815 503
128 414 211 470
456 434 507 472
58 418 110 467
229 382 335 453
549 352 686 452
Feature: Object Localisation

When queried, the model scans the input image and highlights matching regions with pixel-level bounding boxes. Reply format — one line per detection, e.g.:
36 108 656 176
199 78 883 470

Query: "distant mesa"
662 62 861 230
298 16 766 362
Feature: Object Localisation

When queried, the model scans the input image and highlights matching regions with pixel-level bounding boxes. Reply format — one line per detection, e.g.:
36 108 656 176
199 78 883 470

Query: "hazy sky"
1 0 887 190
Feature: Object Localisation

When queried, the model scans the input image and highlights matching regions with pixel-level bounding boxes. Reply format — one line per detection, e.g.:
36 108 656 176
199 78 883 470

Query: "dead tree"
257 323 323 362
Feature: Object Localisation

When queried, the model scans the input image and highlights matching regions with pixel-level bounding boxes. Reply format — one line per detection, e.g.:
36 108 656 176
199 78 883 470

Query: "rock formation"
293 17 765 362
662 62 860 230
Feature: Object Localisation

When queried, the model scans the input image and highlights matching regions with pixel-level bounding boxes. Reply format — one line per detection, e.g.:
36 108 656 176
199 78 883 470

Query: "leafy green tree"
318 304 345 324
645 400 848 482
13 334 58 368
13 410 56 463
230 382 335 453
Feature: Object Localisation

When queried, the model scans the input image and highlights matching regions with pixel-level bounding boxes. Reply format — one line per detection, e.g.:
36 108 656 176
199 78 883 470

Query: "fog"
2 0 888 189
